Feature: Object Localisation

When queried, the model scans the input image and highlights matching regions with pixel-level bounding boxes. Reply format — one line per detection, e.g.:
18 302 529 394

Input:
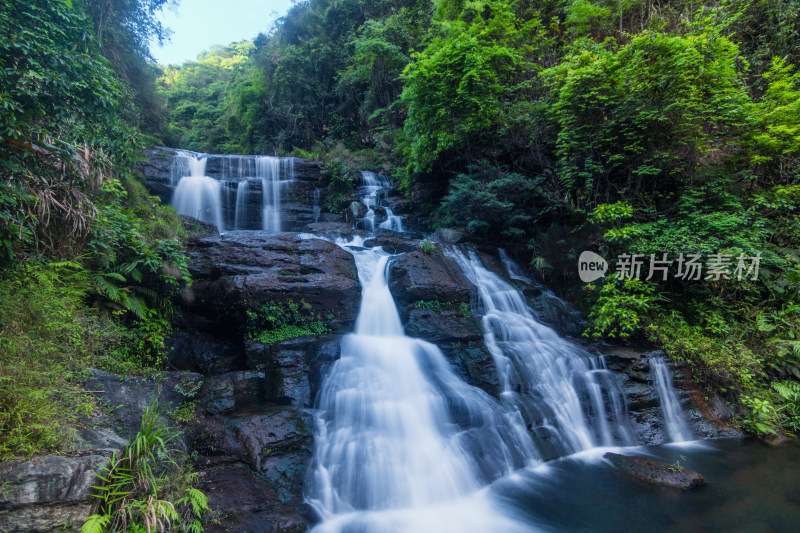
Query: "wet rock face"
404 306 500 396
0 454 116 533
186 232 360 334
199 464 307 533
389 247 472 316
387 247 501 396
604 348 743 444
604 452 706 490
230 408 315 508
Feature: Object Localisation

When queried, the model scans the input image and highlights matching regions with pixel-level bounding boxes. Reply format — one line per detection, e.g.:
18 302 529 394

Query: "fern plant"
82 404 209 533
773 380 800 433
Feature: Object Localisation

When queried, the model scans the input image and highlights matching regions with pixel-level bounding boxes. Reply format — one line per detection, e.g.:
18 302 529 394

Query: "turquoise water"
494 439 800 532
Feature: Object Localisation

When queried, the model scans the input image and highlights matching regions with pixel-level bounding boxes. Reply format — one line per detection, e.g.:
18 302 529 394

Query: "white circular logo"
578 251 608 283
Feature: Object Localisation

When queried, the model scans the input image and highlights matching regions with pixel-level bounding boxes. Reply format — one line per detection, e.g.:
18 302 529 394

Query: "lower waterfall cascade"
305 237 539 533
448 248 636 459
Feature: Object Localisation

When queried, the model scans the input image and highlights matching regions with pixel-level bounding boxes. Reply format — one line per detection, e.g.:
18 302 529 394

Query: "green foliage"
245 300 331 345
414 299 470 318
400 0 543 175
584 278 662 339
418 240 436 254
741 395 780 436
543 27 750 208
324 160 359 214
435 161 554 242
0 0 195 459
82 404 209 533
773 380 800 433
157 41 257 152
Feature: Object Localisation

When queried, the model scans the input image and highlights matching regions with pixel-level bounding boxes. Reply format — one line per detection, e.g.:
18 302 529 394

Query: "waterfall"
170 152 294 232
499 249 532 284
256 156 289 233
313 188 321 223
169 151 206 186
358 171 404 233
306 238 537 533
448 249 635 459
171 153 223 231
234 179 250 230
650 355 694 442
378 207 404 232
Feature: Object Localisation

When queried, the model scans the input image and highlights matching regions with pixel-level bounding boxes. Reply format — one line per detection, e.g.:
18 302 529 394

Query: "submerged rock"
604 452 707 490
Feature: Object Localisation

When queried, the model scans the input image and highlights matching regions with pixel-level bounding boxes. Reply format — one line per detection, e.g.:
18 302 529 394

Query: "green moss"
414 300 471 318
245 299 331 345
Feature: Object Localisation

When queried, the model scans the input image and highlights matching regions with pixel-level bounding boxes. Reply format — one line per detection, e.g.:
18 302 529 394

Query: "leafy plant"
741 395 780 437
418 240 436 254
82 404 209 533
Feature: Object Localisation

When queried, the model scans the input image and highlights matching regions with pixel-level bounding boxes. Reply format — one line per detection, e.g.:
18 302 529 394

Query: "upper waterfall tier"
138 147 325 233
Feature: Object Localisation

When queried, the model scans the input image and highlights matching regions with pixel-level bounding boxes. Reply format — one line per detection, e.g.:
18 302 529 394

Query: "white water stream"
170 152 292 232
651 355 694 442
306 237 538 533
448 249 636 459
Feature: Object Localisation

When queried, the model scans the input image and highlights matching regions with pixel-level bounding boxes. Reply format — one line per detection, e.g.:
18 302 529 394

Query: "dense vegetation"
0 1 206 529
158 0 800 436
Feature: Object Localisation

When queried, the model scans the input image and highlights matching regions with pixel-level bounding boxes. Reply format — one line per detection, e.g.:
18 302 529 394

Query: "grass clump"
82 404 209 533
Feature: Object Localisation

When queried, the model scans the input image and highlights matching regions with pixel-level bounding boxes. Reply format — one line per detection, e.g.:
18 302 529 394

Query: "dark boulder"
604 452 706 490
0 455 111 532
348 201 368 219
389 248 472 317
187 416 247 466
185 232 360 334
167 312 246 374
230 408 314 510
364 235 419 254
199 371 267 415
433 227 466 244
199 464 307 533
246 339 313 408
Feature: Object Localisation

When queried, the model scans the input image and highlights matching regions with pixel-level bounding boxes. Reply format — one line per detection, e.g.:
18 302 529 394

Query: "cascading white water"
357 171 404 233
358 171 381 232
169 151 207 186
650 355 694 442
306 237 538 533
378 207 404 232
170 152 294 232
234 179 250 230
449 249 635 459
256 156 285 232
499 249 532 284
171 154 223 231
